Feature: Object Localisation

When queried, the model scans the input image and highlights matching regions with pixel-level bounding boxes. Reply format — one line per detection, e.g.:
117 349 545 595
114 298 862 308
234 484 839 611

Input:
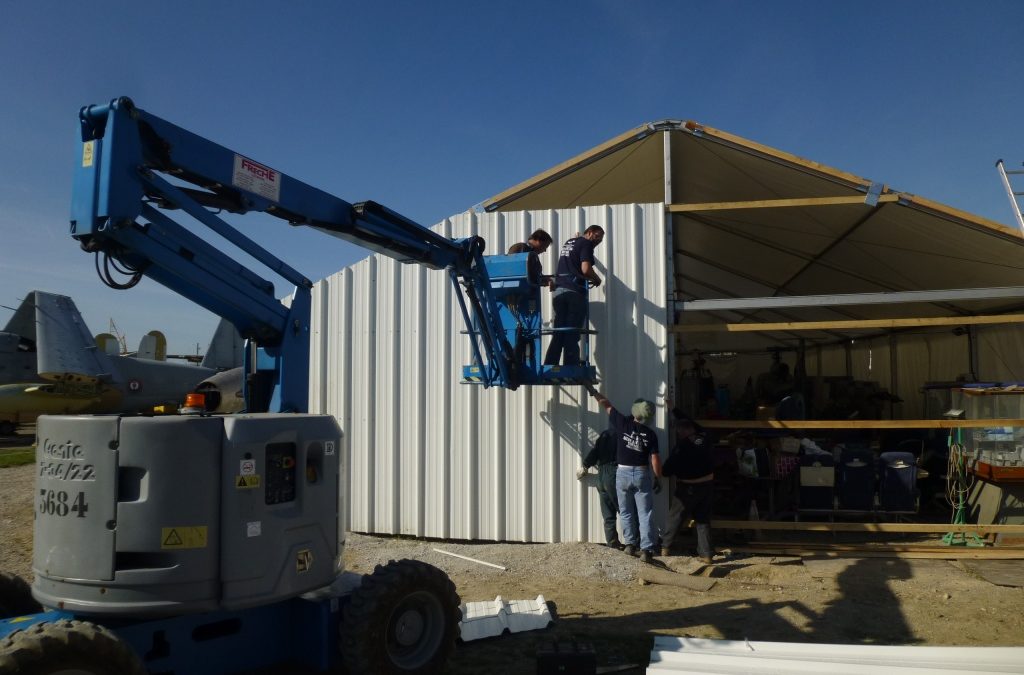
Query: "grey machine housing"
33 413 342 617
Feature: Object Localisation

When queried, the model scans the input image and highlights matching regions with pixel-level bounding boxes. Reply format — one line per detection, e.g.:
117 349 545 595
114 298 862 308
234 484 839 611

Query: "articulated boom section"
70 97 594 404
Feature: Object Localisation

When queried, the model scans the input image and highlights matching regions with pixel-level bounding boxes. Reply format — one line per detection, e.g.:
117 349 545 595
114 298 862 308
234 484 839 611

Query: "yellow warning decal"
236 474 261 489
83 141 94 168
161 526 208 549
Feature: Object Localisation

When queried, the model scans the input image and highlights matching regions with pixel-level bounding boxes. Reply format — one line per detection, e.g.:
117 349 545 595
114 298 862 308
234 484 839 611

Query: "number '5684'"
38 489 89 518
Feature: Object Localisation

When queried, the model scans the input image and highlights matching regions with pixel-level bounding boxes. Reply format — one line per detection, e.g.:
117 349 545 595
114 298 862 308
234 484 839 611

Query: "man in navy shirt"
507 228 553 288
587 386 661 564
543 225 604 366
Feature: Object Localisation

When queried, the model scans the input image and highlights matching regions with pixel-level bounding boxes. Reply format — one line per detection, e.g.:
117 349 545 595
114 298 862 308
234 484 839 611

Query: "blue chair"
878 451 918 512
837 448 876 511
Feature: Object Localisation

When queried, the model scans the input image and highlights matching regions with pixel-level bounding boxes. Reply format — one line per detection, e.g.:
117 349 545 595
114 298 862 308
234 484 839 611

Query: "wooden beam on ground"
673 313 1024 334
731 546 1024 560
711 520 1024 534
697 419 1024 430
752 542 1024 553
668 194 900 213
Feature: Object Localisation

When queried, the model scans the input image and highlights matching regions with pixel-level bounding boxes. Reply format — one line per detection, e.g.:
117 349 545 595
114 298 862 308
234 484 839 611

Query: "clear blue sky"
2 1 1022 355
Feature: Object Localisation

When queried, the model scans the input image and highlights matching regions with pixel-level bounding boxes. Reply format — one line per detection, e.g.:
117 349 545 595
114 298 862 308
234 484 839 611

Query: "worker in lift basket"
506 228 554 288
543 225 604 366
586 387 661 564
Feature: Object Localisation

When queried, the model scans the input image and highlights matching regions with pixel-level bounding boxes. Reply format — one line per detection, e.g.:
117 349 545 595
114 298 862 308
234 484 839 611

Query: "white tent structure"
311 120 1024 542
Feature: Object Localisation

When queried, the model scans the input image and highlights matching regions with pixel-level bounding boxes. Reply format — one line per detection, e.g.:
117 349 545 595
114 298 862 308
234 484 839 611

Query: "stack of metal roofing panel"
646 636 1024 674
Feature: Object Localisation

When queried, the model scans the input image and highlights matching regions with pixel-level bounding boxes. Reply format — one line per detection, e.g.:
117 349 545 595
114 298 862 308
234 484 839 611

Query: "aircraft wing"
33 291 115 384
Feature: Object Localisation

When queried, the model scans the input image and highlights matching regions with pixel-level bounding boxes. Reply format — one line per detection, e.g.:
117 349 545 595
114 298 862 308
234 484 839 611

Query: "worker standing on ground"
507 228 554 288
587 386 661 564
577 426 622 549
544 225 604 366
660 411 715 564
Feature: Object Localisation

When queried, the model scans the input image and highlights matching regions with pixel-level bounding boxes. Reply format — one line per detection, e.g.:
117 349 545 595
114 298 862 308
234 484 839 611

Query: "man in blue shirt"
543 225 604 366
587 386 661 564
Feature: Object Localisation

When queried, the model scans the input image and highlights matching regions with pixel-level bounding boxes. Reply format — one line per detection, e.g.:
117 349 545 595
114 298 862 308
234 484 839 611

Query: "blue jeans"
616 465 656 552
544 288 586 366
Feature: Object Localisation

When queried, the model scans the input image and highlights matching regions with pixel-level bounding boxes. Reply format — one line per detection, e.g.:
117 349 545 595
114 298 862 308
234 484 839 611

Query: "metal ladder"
996 159 1024 232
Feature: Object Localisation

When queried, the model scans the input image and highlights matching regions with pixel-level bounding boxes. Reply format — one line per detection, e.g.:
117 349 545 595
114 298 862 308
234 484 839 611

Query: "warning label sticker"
232 154 280 202
82 141 94 168
236 475 261 489
161 526 208 549
240 459 256 476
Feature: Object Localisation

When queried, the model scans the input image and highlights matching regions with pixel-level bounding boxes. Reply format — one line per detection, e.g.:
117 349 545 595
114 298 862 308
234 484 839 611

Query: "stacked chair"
878 451 919 512
837 447 876 511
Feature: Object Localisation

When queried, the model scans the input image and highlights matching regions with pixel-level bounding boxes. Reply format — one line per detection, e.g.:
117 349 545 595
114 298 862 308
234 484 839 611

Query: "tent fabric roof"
483 120 1024 352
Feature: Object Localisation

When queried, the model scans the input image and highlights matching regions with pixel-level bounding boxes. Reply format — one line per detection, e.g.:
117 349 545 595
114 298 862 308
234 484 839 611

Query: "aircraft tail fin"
33 291 113 383
201 318 243 370
137 331 167 360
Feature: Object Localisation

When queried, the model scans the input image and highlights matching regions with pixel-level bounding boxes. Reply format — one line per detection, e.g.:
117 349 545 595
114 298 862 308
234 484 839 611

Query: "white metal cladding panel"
311 204 669 543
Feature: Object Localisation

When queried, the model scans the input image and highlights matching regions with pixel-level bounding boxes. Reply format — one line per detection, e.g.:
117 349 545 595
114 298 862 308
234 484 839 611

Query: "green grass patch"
0 447 34 468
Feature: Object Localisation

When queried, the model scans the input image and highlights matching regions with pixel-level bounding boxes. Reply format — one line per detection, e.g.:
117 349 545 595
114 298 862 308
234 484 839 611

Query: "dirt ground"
3 455 1023 674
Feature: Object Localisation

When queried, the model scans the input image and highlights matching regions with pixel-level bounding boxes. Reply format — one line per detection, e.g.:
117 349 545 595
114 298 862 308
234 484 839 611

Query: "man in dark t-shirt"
507 228 553 288
543 225 604 366
661 411 715 563
587 386 661 564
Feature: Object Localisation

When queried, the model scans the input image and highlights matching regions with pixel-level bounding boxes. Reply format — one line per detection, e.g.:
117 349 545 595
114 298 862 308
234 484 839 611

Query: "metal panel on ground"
310 204 669 543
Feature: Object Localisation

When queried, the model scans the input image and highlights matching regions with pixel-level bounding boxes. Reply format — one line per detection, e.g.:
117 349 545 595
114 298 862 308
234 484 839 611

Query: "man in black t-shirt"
577 426 621 548
543 225 604 366
507 228 553 288
587 387 661 564
661 411 715 563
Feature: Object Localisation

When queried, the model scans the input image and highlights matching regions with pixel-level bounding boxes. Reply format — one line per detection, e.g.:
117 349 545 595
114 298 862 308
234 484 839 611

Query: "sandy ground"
3 461 1023 674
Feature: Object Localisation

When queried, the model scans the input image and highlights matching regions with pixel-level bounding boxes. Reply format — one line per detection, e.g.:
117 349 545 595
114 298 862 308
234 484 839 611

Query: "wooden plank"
667 194 900 213
711 520 1024 534
751 541 1024 553
698 419 1024 430
673 313 1024 333
732 546 1024 560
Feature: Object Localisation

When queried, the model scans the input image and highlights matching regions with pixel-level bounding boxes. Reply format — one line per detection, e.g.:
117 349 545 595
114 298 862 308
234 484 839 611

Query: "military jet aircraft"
0 291 241 434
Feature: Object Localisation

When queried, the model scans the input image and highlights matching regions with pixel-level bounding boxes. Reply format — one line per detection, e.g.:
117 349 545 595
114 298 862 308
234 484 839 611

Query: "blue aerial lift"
0 97 596 674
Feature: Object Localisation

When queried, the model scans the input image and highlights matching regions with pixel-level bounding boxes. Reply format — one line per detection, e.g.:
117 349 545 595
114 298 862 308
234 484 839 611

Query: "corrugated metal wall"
309 204 670 543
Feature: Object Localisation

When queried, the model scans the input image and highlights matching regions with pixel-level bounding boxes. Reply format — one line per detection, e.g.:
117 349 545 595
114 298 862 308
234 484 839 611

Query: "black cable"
95 251 142 290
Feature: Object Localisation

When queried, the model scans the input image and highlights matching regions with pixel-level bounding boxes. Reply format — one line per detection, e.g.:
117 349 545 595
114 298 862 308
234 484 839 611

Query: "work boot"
639 550 653 564
624 544 637 557
605 540 623 550
700 555 714 565
660 547 672 557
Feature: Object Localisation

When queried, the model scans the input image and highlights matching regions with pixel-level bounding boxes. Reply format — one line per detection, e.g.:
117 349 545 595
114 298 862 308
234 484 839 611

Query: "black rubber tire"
0 619 145 675
339 559 461 674
0 572 41 616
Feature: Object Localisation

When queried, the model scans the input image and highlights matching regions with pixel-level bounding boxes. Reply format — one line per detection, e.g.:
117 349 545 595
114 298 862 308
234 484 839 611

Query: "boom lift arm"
71 97 517 411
